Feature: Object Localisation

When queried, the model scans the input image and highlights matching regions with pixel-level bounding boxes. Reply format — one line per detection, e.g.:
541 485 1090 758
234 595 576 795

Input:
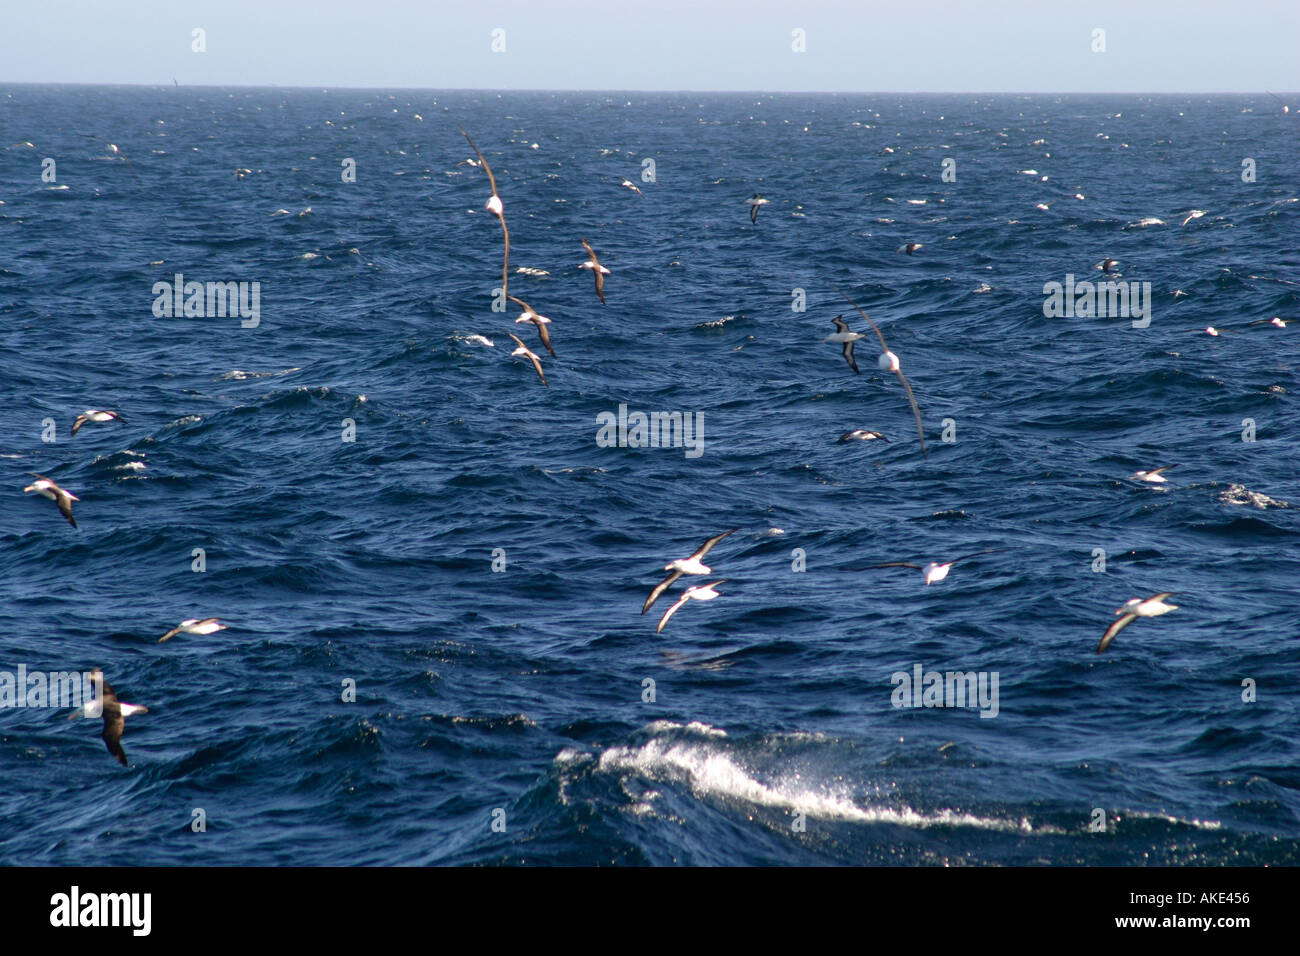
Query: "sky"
3 0 1298 92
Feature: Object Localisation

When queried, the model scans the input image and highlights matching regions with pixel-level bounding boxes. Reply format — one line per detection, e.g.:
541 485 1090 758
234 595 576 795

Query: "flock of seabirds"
18 116 1293 768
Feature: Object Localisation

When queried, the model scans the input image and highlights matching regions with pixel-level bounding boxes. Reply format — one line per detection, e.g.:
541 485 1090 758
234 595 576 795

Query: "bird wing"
1148 465 1179 476
1097 613 1136 653
750 202 759 224
1148 592 1179 602
831 316 850 334
870 562 922 570
528 351 548 387
581 237 598 264
842 340 860 374
459 128 498 199
158 626 182 643
643 570 684 614
949 549 1006 564
691 528 739 561
893 368 928 459
593 268 606 304
499 216 510 299
71 415 87 435
656 593 693 633
101 709 127 765
56 493 77 528
507 333 527 350
534 320 556 357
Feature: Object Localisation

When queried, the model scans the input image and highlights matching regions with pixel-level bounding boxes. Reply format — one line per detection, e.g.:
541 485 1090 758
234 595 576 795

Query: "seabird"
656 580 727 634
235 167 252 179
158 617 227 643
507 333 548 387
71 409 126 435
507 294 556 357
745 194 770 223
1181 210 1206 226
823 315 865 374
23 473 79 527
1100 258 1118 273
1185 326 1227 336
838 430 888 443
642 528 739 614
459 128 510 298
67 668 148 766
89 136 135 175
1097 592 1179 653
579 238 610 304
898 243 922 255
619 178 643 195
832 284 928 458
1130 465 1178 484
1248 317 1288 328
867 549 1004 585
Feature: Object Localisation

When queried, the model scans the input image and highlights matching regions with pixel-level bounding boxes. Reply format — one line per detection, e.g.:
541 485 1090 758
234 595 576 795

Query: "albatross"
579 238 610 304
459 127 510 299
656 580 727 633
67 668 148 766
23 473 79 528
1097 592 1179 653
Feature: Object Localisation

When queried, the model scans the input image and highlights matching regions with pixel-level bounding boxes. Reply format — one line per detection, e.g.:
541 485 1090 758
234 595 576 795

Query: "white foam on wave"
591 723 1055 833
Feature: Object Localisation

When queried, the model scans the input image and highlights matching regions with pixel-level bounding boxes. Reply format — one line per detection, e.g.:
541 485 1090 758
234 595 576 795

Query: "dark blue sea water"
1 87 1298 865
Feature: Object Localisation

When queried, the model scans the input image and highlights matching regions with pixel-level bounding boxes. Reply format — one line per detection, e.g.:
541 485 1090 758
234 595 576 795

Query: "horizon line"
2 81 1296 97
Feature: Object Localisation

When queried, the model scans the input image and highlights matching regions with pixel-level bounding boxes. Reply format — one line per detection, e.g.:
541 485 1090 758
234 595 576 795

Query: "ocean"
1 86 1297 865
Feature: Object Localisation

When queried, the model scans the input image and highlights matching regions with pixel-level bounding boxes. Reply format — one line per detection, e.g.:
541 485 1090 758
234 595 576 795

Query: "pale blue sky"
4 0 1298 91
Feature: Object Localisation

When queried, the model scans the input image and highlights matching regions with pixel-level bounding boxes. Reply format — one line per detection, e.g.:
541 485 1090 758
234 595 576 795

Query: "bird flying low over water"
823 316 865 374
745 194 770 223
656 580 727 633
898 243 922 255
71 409 126 435
459 127 510 299
838 430 888 442
507 333 548 387
68 668 148 766
620 178 642 195
1098 592 1179 653
1248 317 1288 328
1100 258 1119 273
1129 465 1179 484
579 238 610 304
507 294 556 357
865 549 1005 585
159 617 227 643
642 528 739 614
832 284 928 459
23 473 79 527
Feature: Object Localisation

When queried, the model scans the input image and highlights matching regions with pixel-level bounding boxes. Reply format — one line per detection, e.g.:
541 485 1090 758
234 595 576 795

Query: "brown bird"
507 333 548 387
459 127 510 299
67 668 149 766
579 238 610 304
507 294 556 357
23 473 79 527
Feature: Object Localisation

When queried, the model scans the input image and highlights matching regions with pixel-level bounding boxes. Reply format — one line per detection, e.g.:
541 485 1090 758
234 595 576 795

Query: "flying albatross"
656 580 727 633
68 668 148 766
23 473 79 527
71 409 126 435
459 127 510 299
1097 592 1179 653
507 333 548 387
865 549 1004 585
159 617 227 643
507 294 556 357
832 283 928 458
579 238 610 304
